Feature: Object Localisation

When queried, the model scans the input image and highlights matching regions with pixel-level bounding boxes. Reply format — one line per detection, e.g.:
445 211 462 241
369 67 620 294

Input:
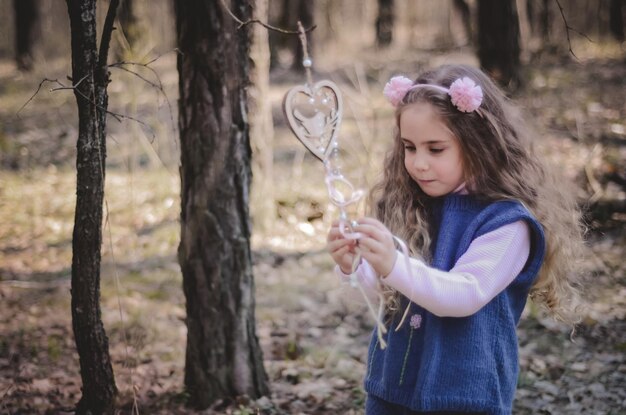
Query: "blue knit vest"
364 194 546 415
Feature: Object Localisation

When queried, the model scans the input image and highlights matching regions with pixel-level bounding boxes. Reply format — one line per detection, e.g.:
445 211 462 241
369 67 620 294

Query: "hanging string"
297 21 314 88
289 20 415 348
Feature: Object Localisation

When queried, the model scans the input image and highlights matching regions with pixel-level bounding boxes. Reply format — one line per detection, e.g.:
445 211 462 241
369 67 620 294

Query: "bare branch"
108 52 177 134
17 77 156 138
17 78 54 117
218 0 316 34
554 0 594 60
110 64 162 91
17 75 87 117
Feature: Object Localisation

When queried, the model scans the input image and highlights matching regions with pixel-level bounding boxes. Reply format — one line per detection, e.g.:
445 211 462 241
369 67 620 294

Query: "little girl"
327 64 583 415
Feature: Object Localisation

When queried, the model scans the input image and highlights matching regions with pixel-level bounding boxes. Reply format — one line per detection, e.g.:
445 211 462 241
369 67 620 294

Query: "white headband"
383 75 484 113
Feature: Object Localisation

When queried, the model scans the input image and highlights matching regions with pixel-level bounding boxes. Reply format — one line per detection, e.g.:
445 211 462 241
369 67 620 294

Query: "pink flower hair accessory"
383 74 483 114
383 76 414 107
448 77 483 113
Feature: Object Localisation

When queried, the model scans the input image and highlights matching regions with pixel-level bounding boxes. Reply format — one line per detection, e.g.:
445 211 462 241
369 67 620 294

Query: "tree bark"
375 0 394 47
66 0 119 413
13 0 39 71
175 0 270 409
477 0 521 88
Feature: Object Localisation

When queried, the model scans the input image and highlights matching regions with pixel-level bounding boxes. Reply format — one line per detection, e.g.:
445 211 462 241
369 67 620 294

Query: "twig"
554 0 594 59
109 62 163 90
108 55 176 131
218 0 316 33
17 77 156 138
16 75 88 116
297 22 313 86
110 64 160 89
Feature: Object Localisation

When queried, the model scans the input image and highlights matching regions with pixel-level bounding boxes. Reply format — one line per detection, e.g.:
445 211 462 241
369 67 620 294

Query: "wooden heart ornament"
283 80 343 162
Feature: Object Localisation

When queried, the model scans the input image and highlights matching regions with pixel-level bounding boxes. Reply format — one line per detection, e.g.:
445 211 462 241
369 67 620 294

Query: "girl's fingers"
357 217 387 230
333 244 351 258
355 224 394 248
356 235 385 254
327 237 355 253
353 223 383 240
327 226 344 242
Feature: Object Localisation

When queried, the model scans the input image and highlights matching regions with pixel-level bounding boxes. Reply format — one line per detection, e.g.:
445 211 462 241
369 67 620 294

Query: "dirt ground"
0 43 625 414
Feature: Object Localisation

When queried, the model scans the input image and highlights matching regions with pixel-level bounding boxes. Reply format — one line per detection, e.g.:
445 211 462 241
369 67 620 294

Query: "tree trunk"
375 0 394 47
268 0 292 70
66 0 119 413
175 0 270 409
477 0 521 88
452 0 473 45
539 0 551 42
610 0 624 42
13 0 39 71
249 0 275 231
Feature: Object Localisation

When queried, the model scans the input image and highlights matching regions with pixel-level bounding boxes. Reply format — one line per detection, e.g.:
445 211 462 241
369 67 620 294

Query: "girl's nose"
414 154 428 171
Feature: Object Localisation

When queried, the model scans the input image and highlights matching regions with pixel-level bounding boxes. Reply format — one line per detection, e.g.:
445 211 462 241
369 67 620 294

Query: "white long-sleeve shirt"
336 220 531 317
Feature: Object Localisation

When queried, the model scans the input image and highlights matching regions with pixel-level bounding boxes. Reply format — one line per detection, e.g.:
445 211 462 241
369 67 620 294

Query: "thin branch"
109 61 162 88
16 75 89 117
108 53 176 134
17 77 155 138
98 0 121 68
110 64 162 92
554 0 594 59
218 0 316 33
108 64 175 137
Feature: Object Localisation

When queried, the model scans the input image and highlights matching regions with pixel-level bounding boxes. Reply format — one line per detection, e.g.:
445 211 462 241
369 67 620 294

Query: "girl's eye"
404 145 416 152
429 148 444 154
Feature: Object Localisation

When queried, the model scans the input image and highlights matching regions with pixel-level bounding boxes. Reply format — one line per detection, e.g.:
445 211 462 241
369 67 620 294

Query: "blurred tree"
117 0 140 57
13 0 39 71
452 0 473 45
376 0 394 47
65 0 120 413
269 0 314 71
610 0 624 41
526 0 552 43
174 0 270 409
477 0 521 88
249 0 276 231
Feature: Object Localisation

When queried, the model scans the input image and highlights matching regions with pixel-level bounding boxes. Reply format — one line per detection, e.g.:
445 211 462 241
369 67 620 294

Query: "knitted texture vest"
364 194 546 415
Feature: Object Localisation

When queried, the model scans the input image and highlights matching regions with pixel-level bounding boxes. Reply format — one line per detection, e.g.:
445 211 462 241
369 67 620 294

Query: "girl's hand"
326 220 358 274
353 217 397 277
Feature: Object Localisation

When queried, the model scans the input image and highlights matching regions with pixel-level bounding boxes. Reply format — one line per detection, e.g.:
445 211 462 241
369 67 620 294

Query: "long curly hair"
369 64 584 324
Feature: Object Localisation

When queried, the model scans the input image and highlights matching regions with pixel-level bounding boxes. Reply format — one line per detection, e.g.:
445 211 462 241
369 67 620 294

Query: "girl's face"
400 102 465 197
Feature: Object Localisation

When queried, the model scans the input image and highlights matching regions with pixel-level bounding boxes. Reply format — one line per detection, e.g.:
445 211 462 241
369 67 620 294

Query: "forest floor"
0 42 625 415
